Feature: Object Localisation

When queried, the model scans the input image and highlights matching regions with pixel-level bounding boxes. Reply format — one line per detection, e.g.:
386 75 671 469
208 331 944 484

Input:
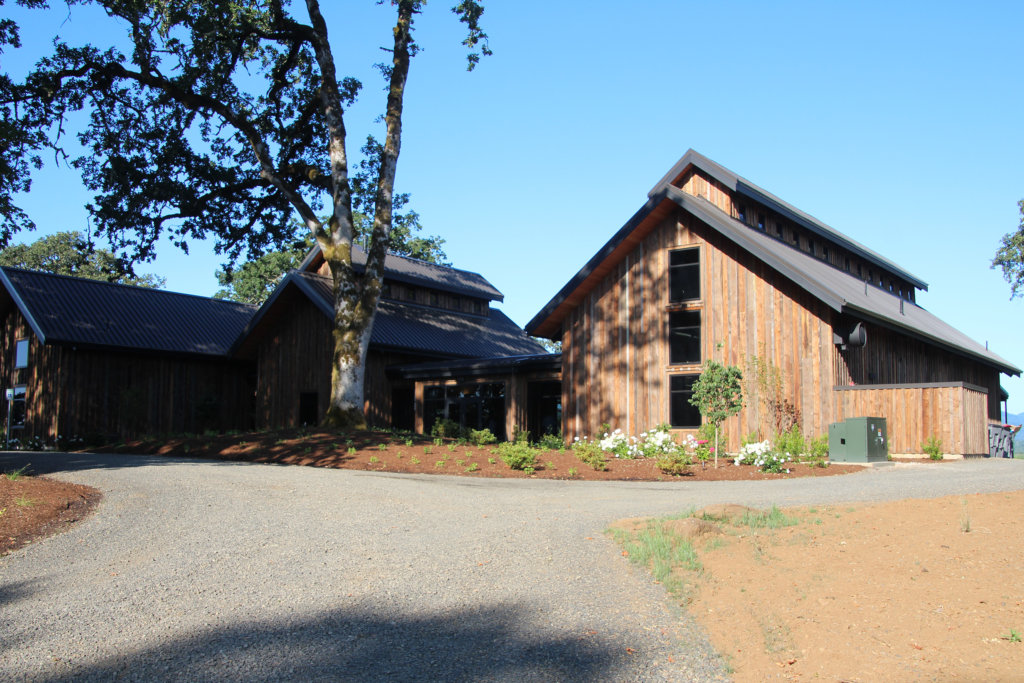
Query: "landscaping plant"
922 435 943 460
496 441 539 471
690 360 744 468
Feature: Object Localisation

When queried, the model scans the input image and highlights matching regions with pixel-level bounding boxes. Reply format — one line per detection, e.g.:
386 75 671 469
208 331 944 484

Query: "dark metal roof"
0 267 256 358
651 150 929 290
667 188 1020 376
388 353 562 380
236 270 545 359
299 244 503 302
525 156 1019 376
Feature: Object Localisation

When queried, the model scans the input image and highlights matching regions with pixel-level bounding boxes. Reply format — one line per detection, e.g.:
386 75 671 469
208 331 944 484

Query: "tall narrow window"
14 339 28 369
736 205 747 223
668 248 700 302
668 310 701 365
669 375 701 428
756 213 766 230
9 385 26 429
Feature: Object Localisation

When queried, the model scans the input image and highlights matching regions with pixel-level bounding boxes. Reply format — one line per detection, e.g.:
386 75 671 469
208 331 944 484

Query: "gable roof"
0 267 256 358
653 150 929 291
299 244 503 302
526 153 1019 376
234 270 545 359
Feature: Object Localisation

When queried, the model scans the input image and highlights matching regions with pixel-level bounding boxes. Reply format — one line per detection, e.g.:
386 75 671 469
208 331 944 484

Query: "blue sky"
6 1 1024 413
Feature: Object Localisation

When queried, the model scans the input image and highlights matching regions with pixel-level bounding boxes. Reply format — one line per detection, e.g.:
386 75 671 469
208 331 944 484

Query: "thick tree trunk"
320 1 414 430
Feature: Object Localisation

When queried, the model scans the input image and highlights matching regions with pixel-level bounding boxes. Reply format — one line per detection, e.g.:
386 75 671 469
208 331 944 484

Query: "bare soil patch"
0 472 101 556
93 428 862 481
616 491 1024 681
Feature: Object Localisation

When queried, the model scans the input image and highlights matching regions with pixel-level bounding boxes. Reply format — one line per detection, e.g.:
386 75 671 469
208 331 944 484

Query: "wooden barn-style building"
231 245 551 439
0 267 257 441
526 150 1020 456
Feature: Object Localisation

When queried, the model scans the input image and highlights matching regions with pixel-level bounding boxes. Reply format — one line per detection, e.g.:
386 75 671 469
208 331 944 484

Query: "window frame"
14 338 28 369
668 309 701 366
669 374 701 428
668 246 701 304
8 384 26 429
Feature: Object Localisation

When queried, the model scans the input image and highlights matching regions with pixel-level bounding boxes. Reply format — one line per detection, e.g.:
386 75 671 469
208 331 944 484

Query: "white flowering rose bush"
735 440 790 473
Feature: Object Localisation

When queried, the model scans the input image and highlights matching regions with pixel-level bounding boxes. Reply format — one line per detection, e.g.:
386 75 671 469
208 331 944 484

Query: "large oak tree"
2 0 488 427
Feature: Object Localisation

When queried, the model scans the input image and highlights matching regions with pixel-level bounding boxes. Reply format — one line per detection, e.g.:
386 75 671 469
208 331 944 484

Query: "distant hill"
1012 413 1024 453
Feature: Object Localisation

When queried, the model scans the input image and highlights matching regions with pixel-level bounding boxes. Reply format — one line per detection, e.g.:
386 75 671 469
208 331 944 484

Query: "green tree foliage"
350 136 448 265
3 0 489 427
690 359 744 468
213 237 309 305
215 139 449 306
0 231 165 287
993 200 1024 299
0 0 50 243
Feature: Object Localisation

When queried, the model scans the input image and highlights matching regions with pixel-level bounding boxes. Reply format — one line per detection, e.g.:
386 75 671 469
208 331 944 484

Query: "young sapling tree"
690 359 744 468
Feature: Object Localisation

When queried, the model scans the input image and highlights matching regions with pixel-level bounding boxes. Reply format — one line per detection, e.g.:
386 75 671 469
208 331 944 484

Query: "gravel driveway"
2 454 1023 682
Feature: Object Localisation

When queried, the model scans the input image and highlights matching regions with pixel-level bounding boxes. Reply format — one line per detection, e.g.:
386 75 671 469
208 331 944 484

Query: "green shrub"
571 439 608 471
536 432 565 451
468 428 497 446
922 435 943 460
774 424 805 457
431 419 461 440
655 451 692 476
808 434 829 459
497 441 539 471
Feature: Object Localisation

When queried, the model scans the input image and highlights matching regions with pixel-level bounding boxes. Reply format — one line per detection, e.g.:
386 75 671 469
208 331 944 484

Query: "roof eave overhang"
0 268 48 344
388 353 562 380
525 191 676 339
841 303 1021 377
650 150 929 292
675 188 1020 377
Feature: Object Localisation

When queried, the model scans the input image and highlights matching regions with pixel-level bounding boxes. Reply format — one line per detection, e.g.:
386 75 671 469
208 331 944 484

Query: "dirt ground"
95 428 866 481
0 472 101 556
614 491 1024 681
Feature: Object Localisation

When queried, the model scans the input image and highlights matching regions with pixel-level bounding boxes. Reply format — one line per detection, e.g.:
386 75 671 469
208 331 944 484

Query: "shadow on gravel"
34 604 626 682
0 451 252 477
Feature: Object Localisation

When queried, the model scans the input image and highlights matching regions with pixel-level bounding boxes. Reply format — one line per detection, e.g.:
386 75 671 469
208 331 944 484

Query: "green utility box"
828 417 888 463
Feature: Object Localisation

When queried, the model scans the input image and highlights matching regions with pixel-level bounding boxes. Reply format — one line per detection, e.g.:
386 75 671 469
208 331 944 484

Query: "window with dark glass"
422 382 506 441
429 291 439 307
14 339 28 369
9 385 26 429
756 213 765 230
668 310 701 365
669 375 701 428
669 248 700 302
737 205 747 222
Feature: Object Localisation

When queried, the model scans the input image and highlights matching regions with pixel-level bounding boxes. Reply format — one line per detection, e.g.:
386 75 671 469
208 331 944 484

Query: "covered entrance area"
388 353 562 442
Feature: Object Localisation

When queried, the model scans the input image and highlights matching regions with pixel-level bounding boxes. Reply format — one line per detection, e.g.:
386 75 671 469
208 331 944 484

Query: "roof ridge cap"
1 266 257 310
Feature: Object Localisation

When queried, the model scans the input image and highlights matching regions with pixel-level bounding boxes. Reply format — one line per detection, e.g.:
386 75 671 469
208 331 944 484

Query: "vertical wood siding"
834 323 1002 420
561 208 839 449
833 383 989 455
559 169 1003 454
252 293 433 428
0 308 255 441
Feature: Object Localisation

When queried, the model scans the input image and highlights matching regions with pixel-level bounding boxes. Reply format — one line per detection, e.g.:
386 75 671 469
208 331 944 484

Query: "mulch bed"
0 473 101 556
94 428 864 481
